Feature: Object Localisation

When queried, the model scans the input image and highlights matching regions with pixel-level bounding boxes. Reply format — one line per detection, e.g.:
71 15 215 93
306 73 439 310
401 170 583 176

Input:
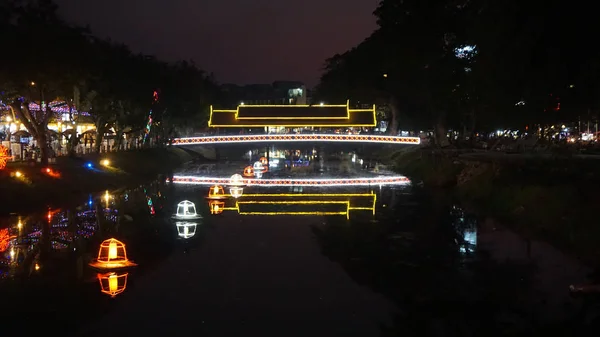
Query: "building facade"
221 81 308 107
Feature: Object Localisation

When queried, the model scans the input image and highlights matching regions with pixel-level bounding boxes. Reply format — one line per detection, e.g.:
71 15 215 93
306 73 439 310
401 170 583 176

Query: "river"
0 145 597 336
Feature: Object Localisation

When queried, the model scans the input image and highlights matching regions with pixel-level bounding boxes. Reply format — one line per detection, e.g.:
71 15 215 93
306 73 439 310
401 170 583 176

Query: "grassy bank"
391 148 600 266
0 147 194 215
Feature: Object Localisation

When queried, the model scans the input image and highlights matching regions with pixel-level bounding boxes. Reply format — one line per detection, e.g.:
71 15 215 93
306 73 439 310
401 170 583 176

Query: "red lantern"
207 185 226 199
243 166 254 177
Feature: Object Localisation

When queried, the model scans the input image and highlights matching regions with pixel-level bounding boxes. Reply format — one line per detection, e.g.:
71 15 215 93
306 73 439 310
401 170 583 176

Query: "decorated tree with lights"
0 0 90 164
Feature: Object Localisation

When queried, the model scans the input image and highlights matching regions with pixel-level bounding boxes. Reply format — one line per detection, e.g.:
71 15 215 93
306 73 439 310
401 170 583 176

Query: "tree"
316 0 474 144
159 61 220 139
0 0 90 164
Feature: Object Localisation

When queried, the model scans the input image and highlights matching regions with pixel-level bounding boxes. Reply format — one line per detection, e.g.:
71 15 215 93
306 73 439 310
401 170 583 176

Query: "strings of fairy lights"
171 134 420 145
170 175 411 186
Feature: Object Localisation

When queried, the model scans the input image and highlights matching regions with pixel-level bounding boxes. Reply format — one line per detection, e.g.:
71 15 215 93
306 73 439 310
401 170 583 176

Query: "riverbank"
0 147 194 215
388 147 600 267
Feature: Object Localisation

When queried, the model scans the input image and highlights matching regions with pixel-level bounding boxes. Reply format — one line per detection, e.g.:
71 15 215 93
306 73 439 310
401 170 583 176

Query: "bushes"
390 148 600 264
393 148 463 187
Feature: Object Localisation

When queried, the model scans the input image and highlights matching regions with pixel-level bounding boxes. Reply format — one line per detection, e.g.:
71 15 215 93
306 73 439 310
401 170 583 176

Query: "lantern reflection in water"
207 185 226 199
229 187 244 198
89 238 137 270
176 222 197 239
173 200 202 219
259 156 268 166
229 174 244 186
243 166 254 177
97 272 128 297
209 200 225 214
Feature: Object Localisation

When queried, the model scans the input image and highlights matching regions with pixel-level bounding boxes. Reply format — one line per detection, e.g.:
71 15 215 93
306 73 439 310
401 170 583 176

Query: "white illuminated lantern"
253 161 266 173
172 200 202 219
229 174 244 186
229 187 244 198
254 172 263 179
176 222 197 239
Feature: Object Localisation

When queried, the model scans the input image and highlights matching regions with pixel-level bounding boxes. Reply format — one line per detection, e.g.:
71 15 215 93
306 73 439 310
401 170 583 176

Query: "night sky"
54 0 378 87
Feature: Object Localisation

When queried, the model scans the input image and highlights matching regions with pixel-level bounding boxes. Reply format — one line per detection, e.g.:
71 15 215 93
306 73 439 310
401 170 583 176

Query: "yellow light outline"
238 211 348 217
238 200 350 205
224 192 374 197
214 193 376 219
230 100 349 119
208 101 377 127
208 123 377 127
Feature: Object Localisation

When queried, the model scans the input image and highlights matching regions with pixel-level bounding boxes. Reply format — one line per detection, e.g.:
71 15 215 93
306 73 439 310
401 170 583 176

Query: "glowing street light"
101 159 110 166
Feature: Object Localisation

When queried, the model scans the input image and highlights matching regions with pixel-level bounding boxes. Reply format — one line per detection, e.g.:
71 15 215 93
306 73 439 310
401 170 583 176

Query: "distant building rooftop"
208 101 376 128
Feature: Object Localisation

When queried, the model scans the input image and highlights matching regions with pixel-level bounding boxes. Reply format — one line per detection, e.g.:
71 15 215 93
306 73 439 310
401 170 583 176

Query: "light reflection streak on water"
0 181 165 280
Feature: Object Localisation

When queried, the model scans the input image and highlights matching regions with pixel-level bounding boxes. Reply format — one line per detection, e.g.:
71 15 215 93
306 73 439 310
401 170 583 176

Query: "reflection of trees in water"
312 193 548 336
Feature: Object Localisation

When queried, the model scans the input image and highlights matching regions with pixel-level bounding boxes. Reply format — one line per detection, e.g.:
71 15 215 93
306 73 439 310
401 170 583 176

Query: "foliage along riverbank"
0 148 194 215
388 147 600 267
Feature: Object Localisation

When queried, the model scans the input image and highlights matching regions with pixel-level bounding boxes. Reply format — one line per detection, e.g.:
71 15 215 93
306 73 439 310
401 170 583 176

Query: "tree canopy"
315 0 600 139
0 0 219 163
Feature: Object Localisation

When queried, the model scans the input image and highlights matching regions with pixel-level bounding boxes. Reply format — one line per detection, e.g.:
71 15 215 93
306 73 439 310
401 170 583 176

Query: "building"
221 81 308 107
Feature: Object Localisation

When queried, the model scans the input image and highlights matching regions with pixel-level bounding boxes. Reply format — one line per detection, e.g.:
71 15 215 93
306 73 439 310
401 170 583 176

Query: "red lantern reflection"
97 272 128 297
209 200 225 214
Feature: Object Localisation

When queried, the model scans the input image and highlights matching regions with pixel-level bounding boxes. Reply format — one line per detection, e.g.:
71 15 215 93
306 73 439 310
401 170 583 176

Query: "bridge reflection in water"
208 192 376 219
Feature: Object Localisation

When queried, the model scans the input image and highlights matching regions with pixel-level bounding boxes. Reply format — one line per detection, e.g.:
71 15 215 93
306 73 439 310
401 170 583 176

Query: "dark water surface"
0 147 598 336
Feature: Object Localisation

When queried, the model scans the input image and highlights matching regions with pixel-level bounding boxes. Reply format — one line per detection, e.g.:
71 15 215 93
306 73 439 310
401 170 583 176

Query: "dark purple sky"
54 0 378 88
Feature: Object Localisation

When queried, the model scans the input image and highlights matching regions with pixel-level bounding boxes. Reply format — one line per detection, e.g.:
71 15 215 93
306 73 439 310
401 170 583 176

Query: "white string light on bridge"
169 175 411 187
171 134 421 146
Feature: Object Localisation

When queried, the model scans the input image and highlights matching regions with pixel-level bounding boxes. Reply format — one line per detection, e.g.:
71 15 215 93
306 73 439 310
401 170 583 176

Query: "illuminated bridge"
171 134 420 146
171 102 421 146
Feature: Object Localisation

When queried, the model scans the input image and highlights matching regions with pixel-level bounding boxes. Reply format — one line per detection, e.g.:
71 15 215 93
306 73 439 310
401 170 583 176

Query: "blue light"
86 162 93 169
